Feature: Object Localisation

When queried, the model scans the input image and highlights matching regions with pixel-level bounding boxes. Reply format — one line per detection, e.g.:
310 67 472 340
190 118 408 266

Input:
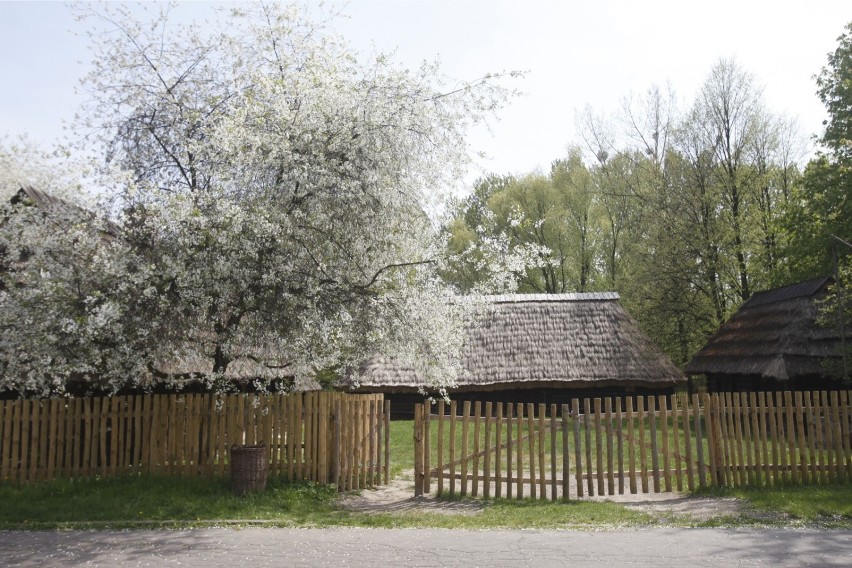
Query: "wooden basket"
230 442 268 495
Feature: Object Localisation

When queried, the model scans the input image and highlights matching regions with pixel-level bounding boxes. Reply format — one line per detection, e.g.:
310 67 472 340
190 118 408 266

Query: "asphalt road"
1 527 851 567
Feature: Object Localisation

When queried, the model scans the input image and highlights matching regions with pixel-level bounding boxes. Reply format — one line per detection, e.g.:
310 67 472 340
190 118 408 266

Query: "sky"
1 0 850 188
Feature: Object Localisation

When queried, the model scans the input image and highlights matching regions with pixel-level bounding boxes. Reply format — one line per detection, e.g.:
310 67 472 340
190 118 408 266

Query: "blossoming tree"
1 3 523 396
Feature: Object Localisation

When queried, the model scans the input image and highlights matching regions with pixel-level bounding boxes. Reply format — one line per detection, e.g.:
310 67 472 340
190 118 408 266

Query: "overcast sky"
1 1 849 188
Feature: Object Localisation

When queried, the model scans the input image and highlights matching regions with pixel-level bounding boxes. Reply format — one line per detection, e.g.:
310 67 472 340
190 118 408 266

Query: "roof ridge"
480 292 619 303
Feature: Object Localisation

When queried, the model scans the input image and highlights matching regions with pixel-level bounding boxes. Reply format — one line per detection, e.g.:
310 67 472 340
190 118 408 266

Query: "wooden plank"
286 394 295 480
691 394 704 489
784 391 799 484
132 396 142 474
527 403 537 500
840 391 852 480
423 399 430 491
11 401 23 483
814 391 826 484
495 402 503 498
572 399 583 498
516 403 524 499
821 391 834 481
616 399 624 495
435 399 445 495
605 398 615 496
659 395 671 493
830 391 844 482
484 402 493 499
582 399 593 495
732 392 745 487
332 399 341 490
336 399 346 488
594 398 604 496
11 399 20 482
719 392 733 486
679 394 692 491
637 396 648 493
460 401 471 496
793 391 808 483
805 391 820 483
561 404 570 500
671 395 682 492
110 397 120 477
747 393 759 486
384 399 391 485
702 393 717 487
771 392 785 484
739 392 753 486
414 404 423 496
537 403 546 500
40 400 51 481
80 398 91 478
62 399 73 480
437 400 445 495
358 397 367 488
49 399 63 480
648 396 661 492
472 401 481 497
355 396 363 489
320 395 330 486
550 403 558 501
449 400 457 496
0 401 10 482
757 392 771 485
27 400 39 483
16 401 29 483
505 402 513 499
123 396 133 475
626 397 637 494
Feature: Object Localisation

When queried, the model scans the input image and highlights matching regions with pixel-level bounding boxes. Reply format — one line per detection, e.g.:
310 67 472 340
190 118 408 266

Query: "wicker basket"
230 442 268 496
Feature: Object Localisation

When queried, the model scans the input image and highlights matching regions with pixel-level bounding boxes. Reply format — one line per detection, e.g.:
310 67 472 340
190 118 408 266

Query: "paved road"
2 527 851 567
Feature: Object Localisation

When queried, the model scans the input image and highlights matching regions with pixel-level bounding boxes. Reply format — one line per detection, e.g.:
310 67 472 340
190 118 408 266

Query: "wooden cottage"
346 293 686 416
685 276 845 392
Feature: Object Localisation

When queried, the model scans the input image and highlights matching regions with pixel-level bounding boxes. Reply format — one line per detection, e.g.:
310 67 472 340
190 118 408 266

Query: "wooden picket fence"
0 391 390 491
412 390 852 499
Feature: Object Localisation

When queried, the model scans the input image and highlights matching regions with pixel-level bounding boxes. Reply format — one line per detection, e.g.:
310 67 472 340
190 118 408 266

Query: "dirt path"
339 472 763 523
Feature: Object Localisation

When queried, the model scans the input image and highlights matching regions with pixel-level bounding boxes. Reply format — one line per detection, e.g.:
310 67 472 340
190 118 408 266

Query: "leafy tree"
784 21 852 280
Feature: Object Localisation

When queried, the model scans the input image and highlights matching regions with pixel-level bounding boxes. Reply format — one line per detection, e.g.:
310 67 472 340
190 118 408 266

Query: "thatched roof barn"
347 293 684 412
685 277 844 391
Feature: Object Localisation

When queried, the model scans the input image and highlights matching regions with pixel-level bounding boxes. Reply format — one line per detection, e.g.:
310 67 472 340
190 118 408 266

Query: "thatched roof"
350 293 685 393
685 277 841 381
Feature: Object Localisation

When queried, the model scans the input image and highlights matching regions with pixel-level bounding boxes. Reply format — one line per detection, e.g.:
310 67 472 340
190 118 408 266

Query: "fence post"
414 403 424 496
332 399 341 491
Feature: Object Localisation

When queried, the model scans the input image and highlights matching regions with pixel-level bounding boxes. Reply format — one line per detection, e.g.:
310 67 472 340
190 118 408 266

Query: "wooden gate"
413 391 852 499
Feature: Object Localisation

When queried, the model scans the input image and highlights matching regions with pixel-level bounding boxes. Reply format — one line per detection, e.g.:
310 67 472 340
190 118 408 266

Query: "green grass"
0 475 343 529
3 470 852 530
696 483 852 527
0 474 654 530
